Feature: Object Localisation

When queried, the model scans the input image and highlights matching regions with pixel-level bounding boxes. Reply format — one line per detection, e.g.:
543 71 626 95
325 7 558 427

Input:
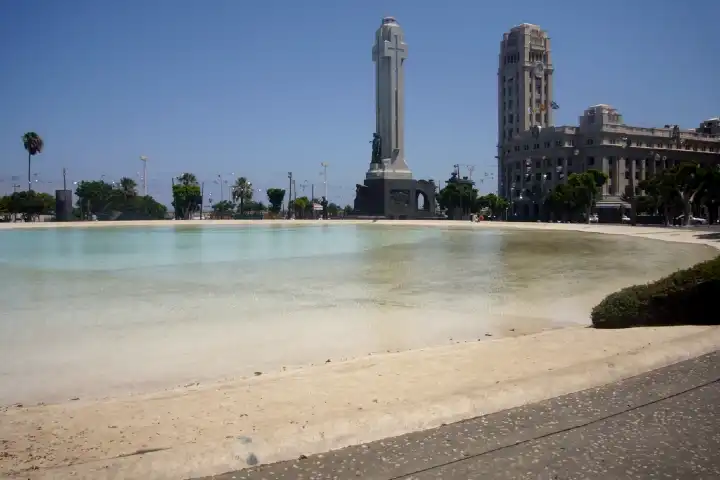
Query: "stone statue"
671 125 681 148
370 133 382 164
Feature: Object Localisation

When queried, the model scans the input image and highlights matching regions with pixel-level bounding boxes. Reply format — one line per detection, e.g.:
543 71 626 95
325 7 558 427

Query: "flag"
550 101 560 110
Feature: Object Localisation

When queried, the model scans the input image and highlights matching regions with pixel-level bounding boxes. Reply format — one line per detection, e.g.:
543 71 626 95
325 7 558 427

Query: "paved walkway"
200 351 720 480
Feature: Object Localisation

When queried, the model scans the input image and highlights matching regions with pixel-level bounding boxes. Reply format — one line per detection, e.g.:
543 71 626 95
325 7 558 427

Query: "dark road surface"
198 351 720 480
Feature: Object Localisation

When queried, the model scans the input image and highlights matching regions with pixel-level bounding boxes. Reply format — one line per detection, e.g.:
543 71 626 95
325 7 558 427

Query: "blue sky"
1 0 718 206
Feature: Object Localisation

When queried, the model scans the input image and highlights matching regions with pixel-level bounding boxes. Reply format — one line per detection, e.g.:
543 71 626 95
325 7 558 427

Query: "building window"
608 156 615 165
568 139 575 147
523 144 529 151
508 114 514 123
567 158 573 166
535 173 541 181
514 145 520 152
555 140 562 147
535 160 541 168
543 141 551 148
557 158 563 166
587 157 595 165
586 139 594 145
546 172 552 181
533 143 540 150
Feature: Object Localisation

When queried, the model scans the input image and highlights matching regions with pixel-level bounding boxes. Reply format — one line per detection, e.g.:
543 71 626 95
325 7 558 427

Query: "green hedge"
591 255 720 328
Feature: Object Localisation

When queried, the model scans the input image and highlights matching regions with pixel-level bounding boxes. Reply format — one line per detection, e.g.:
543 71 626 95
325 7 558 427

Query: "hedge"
591 255 720 328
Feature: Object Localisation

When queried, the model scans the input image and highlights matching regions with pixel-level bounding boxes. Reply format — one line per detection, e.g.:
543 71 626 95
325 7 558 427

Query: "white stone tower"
368 16 412 179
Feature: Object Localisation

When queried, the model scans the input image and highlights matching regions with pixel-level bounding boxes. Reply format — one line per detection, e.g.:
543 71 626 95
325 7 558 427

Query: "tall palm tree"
231 176 254 215
22 132 44 192
118 177 138 197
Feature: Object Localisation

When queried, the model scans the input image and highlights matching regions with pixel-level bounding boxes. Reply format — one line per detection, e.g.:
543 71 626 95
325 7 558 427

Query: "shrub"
591 255 720 328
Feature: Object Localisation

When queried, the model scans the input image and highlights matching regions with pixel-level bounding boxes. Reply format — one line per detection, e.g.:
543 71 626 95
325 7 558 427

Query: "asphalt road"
198 351 720 480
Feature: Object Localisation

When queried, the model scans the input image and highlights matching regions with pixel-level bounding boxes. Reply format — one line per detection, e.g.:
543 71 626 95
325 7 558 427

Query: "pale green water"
0 224 714 404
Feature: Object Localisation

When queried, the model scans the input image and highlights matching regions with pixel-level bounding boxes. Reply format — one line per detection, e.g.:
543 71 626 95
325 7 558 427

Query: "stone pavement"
199 351 720 480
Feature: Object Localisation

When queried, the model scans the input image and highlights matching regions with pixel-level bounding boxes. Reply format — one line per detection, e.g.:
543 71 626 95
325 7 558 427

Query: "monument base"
55 189 73 222
353 176 437 219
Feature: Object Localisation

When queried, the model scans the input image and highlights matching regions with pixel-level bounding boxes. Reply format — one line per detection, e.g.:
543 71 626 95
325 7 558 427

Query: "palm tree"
118 177 138 198
22 132 44 192
177 173 198 186
231 177 254 215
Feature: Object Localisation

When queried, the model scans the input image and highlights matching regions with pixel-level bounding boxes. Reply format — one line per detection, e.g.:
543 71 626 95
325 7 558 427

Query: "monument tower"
353 16 436 219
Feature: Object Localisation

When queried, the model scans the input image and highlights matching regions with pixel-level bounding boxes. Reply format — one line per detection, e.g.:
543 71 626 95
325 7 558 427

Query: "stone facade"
497 23 555 187
499 105 720 220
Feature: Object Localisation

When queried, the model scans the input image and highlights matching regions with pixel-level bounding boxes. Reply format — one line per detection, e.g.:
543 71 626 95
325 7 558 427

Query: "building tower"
496 23 554 193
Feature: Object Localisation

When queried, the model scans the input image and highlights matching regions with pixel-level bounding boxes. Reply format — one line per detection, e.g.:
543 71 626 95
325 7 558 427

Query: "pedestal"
353 176 436 219
55 189 73 222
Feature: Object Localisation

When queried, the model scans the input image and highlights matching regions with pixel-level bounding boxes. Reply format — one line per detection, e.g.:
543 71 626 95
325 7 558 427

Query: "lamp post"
320 162 328 201
139 156 148 196
287 171 293 219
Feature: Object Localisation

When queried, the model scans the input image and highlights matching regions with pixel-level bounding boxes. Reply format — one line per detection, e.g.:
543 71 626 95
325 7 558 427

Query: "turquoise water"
0 223 714 404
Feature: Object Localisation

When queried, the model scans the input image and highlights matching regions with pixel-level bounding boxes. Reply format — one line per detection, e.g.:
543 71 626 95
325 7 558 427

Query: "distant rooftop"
382 16 397 25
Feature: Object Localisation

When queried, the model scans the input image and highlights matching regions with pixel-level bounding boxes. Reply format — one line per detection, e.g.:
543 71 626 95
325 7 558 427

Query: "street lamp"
287 171 293 218
139 156 148 196
320 162 329 201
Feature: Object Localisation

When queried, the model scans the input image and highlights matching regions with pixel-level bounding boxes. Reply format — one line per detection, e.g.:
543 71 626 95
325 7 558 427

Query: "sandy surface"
1 221 719 479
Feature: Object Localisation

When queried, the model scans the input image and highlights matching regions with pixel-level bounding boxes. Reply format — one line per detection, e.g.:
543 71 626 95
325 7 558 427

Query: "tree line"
628 162 720 225
171 172 347 220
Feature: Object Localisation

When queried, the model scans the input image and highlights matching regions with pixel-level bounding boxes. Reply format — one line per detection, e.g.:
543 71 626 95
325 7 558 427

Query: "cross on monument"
382 35 408 65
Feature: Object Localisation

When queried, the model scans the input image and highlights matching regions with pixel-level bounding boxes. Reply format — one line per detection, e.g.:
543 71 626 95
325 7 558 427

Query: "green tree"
327 202 340 217
293 196 310 218
437 183 477 218
476 193 509 218
266 188 286 214
699 166 720 225
6 190 54 222
0 195 11 221
22 132 44 192
244 200 266 213
74 179 166 220
661 163 708 226
118 177 138 198
343 204 354 216
75 180 123 217
567 169 608 223
231 177 254 216
172 173 202 220
211 200 235 218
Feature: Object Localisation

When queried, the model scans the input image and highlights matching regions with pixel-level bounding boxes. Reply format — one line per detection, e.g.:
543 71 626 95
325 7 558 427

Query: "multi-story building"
499 105 720 219
497 23 555 192
496 24 720 220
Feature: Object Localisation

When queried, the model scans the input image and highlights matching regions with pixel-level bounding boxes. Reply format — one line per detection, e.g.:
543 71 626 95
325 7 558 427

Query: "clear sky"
1 0 718 206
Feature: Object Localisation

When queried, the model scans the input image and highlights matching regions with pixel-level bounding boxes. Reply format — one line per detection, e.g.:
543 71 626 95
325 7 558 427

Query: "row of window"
506 139 718 153
505 156 680 173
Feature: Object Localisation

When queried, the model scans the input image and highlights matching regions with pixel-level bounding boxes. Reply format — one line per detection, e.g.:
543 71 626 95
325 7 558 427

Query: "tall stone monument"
353 16 436 219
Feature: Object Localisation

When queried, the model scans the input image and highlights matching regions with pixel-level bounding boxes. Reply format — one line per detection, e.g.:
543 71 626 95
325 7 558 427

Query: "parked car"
589 213 599 223
674 214 708 226
621 214 631 223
